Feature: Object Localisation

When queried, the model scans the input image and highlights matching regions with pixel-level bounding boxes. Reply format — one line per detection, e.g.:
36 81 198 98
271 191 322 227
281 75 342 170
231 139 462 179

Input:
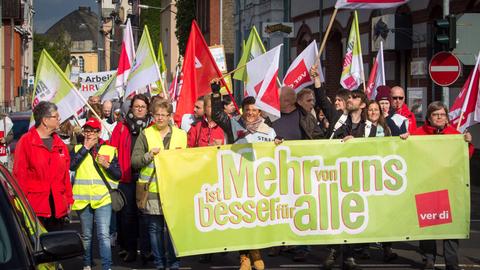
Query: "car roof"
9 110 32 121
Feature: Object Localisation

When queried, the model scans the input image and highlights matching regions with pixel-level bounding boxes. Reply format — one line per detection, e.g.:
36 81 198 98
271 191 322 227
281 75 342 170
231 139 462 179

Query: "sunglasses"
392 96 404 100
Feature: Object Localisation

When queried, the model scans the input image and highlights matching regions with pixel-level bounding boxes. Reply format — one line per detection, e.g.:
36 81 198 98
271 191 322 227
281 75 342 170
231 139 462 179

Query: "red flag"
449 55 480 132
174 20 228 125
115 19 135 91
365 41 385 99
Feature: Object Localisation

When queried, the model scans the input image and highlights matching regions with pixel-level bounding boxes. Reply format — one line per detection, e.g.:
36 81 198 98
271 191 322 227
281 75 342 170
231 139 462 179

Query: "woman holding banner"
131 100 187 270
403 101 473 270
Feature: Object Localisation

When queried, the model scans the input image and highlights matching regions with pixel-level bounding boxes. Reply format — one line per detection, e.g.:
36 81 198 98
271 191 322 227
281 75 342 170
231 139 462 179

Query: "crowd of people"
7 65 472 270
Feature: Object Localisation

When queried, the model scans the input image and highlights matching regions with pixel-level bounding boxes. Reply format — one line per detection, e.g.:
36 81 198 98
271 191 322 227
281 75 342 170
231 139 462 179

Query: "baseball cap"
83 117 102 131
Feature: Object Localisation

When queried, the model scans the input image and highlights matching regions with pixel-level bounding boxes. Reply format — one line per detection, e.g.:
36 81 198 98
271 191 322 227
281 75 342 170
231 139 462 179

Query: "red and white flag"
449 54 480 132
283 41 324 93
115 19 135 93
174 20 229 125
245 45 282 117
366 41 385 99
335 0 409 9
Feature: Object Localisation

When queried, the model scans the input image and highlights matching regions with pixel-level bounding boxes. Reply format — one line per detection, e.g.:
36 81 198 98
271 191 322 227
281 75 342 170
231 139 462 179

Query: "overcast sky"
34 0 98 33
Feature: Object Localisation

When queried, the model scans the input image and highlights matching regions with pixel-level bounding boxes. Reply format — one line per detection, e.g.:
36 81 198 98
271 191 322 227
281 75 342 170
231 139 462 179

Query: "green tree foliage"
175 0 196 55
33 32 71 72
139 0 161 52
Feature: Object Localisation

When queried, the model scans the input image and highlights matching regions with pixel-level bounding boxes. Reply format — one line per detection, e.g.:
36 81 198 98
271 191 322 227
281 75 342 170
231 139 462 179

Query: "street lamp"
138 4 177 14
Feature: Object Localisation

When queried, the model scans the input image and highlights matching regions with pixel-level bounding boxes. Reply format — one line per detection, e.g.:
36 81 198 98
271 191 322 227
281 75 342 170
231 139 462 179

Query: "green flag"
94 72 119 102
125 25 162 97
155 41 168 95
32 50 85 125
233 26 266 81
64 63 71 79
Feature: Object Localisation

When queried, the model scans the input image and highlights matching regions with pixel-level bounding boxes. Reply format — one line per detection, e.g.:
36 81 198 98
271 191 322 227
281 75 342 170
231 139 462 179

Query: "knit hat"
83 117 102 131
375 85 391 102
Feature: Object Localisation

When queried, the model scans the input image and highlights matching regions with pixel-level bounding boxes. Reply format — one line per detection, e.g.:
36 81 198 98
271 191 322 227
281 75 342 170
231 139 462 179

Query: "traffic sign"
429 51 461 86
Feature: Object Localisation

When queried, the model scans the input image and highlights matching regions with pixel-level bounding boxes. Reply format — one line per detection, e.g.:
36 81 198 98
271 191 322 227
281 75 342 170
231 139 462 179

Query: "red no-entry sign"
429 52 461 86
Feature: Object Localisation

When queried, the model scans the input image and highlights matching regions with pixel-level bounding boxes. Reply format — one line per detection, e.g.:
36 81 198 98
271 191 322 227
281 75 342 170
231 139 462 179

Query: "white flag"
245 45 282 117
283 41 324 93
116 19 136 92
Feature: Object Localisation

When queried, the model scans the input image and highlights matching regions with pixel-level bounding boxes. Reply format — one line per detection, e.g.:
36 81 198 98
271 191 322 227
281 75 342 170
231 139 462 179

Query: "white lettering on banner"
193 146 407 235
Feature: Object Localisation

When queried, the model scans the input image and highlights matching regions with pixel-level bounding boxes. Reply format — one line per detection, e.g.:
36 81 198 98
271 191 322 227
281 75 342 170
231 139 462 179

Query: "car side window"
0 168 38 245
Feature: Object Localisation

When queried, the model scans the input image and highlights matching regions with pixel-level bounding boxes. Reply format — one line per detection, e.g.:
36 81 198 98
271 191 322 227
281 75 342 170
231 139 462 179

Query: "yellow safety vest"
138 126 187 193
72 144 118 210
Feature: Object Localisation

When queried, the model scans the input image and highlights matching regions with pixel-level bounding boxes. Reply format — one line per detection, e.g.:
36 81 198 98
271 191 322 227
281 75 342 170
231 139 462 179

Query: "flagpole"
70 86 113 136
457 52 480 130
353 10 367 93
317 8 338 60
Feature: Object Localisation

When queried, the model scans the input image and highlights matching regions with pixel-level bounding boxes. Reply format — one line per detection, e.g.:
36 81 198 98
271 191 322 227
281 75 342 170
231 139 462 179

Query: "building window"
79 56 85 73
196 0 210 34
70 56 77 66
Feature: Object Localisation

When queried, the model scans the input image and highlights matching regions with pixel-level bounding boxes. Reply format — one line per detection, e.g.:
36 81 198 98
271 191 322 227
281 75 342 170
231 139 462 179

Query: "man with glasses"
390 86 417 133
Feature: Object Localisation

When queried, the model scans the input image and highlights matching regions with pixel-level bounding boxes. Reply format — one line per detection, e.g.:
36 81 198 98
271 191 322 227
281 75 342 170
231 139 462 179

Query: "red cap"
375 85 391 102
83 117 102 131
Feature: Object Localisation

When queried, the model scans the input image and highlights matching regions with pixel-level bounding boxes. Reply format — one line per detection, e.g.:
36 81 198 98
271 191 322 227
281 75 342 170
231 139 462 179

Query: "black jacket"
313 86 376 139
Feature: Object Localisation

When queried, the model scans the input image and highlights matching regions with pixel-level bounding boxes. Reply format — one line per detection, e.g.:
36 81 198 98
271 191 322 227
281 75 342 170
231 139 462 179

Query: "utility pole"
442 0 450 106
98 0 105 72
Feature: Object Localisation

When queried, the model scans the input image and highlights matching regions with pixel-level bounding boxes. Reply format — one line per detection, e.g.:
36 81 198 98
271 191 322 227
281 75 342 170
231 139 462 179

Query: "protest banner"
155 136 470 256
77 70 116 99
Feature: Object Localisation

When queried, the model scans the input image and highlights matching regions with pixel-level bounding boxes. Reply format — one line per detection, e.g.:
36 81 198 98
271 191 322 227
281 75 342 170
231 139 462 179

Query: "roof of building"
44 6 98 44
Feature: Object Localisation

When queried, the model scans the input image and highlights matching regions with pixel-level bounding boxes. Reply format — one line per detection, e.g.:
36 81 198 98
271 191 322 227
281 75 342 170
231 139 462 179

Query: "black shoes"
123 251 137 262
343 257 362 270
323 249 337 270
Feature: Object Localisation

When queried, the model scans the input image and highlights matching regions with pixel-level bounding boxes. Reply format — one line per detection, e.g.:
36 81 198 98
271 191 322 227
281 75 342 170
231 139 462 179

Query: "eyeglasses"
133 105 147 110
431 113 447 118
82 129 99 134
350 94 361 99
46 114 60 120
392 96 404 100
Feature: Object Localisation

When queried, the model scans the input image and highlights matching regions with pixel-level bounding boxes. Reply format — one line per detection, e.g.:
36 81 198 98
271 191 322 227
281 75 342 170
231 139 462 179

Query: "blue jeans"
147 214 179 269
118 182 138 253
78 204 112 270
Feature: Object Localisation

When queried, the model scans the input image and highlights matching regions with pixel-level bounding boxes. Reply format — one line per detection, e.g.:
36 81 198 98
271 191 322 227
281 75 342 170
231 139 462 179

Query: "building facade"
45 6 99 73
290 0 480 110
1 0 34 112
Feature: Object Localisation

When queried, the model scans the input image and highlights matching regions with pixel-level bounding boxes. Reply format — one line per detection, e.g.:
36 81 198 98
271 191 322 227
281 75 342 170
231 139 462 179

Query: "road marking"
431 66 460 72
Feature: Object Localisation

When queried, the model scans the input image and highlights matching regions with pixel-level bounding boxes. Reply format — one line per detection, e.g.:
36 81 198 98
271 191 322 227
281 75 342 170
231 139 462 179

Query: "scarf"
125 110 149 136
243 117 264 134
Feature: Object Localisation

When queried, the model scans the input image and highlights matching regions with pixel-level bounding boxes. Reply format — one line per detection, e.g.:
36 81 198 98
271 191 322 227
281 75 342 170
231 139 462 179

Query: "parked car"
0 163 83 269
8 110 31 158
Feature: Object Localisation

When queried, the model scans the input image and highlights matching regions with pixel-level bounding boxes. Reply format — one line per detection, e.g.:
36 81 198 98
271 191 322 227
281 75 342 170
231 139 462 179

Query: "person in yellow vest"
132 100 187 270
70 118 121 270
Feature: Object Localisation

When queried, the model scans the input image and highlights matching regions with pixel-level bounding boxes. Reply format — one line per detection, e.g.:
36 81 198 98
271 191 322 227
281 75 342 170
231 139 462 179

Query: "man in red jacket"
390 86 417 133
187 95 225 147
13 101 73 232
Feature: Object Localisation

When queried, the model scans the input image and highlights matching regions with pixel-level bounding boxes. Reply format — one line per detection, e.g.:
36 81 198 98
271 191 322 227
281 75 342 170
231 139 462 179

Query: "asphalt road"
59 187 480 270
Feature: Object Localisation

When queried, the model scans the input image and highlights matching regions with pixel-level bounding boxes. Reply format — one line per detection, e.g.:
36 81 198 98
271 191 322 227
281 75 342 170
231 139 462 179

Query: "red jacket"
109 121 135 183
13 128 73 218
397 104 417 133
187 118 225 147
412 123 474 157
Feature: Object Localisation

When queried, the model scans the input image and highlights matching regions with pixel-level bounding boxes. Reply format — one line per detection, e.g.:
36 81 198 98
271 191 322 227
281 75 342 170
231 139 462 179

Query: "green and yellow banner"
155 135 470 257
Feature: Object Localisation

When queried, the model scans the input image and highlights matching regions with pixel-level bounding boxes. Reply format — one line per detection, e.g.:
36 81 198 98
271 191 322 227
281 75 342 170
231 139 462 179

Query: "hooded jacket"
13 127 73 218
396 104 417 133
